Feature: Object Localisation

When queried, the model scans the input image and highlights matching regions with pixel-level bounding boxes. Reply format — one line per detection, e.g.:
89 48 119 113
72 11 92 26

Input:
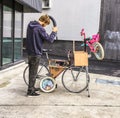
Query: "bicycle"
23 48 90 97
80 28 104 60
23 17 90 96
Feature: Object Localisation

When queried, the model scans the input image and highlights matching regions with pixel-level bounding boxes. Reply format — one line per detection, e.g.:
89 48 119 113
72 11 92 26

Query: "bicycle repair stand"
73 40 90 97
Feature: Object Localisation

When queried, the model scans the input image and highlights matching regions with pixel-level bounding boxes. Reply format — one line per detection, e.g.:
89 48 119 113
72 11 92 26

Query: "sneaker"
27 92 40 97
34 88 40 91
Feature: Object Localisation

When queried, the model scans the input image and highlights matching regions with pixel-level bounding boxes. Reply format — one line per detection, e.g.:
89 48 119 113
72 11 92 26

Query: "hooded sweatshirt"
26 21 56 56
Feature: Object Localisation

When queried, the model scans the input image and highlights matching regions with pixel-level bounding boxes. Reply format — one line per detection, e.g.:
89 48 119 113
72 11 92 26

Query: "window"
0 1 2 66
2 5 13 65
14 2 23 61
2 1 23 65
42 0 52 9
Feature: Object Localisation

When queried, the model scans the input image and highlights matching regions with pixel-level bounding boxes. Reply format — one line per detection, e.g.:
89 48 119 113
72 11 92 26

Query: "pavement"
0 61 120 118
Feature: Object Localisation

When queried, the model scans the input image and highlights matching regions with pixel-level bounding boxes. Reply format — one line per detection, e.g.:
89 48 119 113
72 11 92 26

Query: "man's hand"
52 27 58 32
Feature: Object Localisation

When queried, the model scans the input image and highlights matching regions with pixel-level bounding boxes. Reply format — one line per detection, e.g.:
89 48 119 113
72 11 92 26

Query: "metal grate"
95 78 120 86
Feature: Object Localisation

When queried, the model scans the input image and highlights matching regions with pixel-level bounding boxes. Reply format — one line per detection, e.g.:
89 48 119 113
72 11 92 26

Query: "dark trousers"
27 55 40 93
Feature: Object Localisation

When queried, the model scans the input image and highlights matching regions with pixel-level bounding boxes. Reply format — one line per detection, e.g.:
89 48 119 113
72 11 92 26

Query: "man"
26 14 58 96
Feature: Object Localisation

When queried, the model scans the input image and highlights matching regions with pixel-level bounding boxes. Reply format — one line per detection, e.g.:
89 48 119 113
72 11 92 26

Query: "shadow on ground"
89 60 120 77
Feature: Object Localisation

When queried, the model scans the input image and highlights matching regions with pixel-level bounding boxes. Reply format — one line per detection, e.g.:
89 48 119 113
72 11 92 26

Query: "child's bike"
80 28 104 60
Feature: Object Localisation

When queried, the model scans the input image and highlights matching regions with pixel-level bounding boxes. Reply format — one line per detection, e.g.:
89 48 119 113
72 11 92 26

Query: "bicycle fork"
70 66 90 97
70 67 83 81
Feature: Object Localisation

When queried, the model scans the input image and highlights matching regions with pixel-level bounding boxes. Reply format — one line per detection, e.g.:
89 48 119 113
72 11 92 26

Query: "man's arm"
39 27 58 43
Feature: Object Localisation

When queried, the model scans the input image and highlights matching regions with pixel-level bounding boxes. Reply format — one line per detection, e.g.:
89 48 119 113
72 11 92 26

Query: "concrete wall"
23 0 101 40
99 0 120 61
42 40 87 59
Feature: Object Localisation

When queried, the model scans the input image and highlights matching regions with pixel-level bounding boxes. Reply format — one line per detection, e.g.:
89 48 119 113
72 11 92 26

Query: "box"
74 51 88 66
49 59 68 78
49 59 68 67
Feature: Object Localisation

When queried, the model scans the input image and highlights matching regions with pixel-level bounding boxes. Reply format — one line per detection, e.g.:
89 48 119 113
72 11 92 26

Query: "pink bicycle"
80 28 104 60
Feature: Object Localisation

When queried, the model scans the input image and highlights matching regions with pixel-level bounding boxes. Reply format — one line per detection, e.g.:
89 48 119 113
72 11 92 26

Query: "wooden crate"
74 51 88 66
49 59 68 78
49 66 66 78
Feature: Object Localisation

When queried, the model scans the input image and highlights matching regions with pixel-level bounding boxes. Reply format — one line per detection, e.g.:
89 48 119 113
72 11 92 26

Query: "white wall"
23 13 40 38
24 0 101 41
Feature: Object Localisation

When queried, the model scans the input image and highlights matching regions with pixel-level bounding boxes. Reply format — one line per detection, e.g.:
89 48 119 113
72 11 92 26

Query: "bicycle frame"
23 48 90 95
71 67 84 81
81 29 100 53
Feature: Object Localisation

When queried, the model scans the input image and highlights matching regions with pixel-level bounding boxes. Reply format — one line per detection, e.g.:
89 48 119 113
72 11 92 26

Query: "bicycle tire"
49 15 58 40
62 66 90 93
23 63 50 86
40 76 56 93
93 42 104 60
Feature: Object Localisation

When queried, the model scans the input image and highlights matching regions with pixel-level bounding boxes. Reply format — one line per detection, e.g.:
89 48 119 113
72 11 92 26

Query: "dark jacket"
26 21 56 56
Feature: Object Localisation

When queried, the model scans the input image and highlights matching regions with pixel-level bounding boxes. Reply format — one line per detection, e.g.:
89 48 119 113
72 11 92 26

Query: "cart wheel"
93 42 104 60
40 76 56 93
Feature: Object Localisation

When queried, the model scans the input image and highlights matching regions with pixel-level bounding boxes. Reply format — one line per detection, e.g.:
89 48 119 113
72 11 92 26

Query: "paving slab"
0 62 120 118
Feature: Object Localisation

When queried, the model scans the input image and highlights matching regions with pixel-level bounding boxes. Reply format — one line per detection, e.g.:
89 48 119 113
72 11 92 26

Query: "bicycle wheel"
23 63 50 86
40 76 56 93
93 42 104 60
62 66 90 93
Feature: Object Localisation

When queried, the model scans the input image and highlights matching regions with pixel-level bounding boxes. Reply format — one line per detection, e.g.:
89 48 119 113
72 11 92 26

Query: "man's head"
39 14 50 27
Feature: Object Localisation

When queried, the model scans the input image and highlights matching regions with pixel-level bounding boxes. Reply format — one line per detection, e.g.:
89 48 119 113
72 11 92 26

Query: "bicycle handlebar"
80 28 87 51
85 37 91 41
